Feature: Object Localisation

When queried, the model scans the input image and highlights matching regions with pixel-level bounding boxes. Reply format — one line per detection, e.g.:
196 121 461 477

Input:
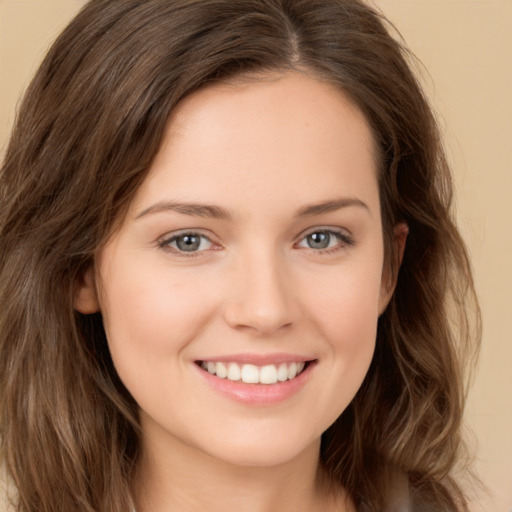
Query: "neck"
133 427 351 512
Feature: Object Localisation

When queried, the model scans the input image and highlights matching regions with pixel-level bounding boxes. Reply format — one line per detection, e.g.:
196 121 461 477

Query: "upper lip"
195 353 316 366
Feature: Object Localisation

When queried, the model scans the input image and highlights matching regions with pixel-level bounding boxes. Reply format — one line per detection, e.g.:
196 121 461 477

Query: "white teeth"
260 365 278 384
287 362 298 380
216 362 228 379
227 362 241 381
277 363 289 382
200 361 308 384
241 364 259 384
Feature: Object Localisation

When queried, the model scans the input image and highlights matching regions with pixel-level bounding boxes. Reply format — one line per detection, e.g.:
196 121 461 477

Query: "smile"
195 357 317 405
198 361 308 384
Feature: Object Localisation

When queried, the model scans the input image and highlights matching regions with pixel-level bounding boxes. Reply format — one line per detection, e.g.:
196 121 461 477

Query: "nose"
222 248 297 336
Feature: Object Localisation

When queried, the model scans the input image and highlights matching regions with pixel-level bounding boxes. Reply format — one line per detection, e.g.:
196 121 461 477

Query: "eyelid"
298 225 353 240
295 227 355 252
157 229 221 256
156 226 354 257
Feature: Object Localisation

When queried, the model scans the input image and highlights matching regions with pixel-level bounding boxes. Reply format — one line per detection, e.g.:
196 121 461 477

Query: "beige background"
1 1 511 511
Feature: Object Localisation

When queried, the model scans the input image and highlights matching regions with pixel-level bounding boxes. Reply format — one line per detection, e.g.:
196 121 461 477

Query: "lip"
194 357 317 406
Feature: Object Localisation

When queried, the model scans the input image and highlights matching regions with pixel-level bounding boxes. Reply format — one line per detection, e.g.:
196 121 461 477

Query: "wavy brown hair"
0 1 480 511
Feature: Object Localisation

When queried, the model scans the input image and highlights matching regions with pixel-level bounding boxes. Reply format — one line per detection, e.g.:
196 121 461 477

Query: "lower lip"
195 362 316 406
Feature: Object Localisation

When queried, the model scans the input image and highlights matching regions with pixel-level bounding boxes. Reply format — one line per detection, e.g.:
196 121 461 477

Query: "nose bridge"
223 243 296 334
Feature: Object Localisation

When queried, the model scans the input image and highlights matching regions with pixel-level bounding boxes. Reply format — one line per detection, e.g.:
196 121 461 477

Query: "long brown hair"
0 1 480 511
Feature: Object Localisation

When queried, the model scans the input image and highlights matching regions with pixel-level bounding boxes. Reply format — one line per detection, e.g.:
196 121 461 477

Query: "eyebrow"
135 201 233 220
135 197 370 220
295 197 370 217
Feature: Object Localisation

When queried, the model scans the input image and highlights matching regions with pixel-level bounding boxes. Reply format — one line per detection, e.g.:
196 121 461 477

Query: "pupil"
177 235 200 251
308 232 330 249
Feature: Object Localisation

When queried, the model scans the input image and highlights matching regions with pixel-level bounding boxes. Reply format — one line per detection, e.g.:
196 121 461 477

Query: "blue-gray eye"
298 230 350 250
306 232 332 249
176 234 201 251
161 233 214 253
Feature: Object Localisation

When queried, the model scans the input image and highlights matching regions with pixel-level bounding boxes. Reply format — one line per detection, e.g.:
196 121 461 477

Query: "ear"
74 266 100 314
378 222 408 315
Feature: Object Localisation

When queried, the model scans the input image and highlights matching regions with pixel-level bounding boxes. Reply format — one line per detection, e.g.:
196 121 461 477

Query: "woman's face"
77 72 395 467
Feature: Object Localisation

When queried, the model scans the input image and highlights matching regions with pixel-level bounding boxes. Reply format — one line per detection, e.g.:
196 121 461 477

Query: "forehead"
129 72 379 218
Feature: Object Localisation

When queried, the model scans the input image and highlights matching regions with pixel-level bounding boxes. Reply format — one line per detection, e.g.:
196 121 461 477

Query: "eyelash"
158 231 218 257
295 228 355 254
157 228 354 257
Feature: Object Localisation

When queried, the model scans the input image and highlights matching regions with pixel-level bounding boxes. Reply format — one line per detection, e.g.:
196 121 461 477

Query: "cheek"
299 262 383 419
305 257 383 342
98 258 221 386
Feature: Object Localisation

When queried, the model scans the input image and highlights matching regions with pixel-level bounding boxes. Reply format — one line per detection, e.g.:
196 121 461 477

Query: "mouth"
194 357 318 405
195 360 314 385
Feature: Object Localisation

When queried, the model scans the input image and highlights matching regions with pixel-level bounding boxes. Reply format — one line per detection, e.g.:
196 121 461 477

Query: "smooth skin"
76 71 406 512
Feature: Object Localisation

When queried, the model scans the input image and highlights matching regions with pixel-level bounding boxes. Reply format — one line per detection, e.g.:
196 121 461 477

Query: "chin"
194 426 321 469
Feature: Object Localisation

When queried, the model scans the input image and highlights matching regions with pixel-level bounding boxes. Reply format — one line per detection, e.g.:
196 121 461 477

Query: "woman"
0 1 480 511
